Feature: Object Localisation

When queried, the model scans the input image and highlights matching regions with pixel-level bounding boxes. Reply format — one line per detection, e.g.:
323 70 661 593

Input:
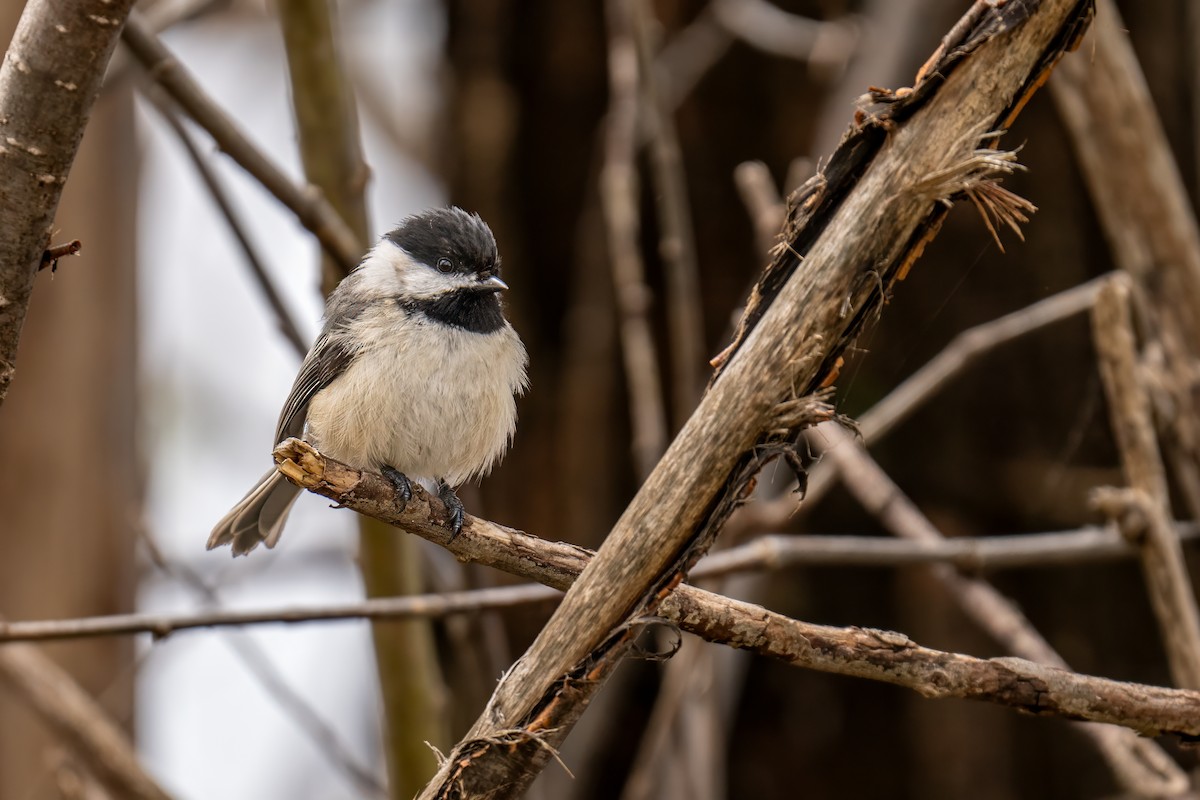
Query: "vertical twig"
1090 279 1200 689
276 1 450 795
601 0 669 478
631 0 706 425
277 0 369 293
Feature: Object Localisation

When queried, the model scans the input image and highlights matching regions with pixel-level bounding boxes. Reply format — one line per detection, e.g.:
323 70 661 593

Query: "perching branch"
261 439 1200 744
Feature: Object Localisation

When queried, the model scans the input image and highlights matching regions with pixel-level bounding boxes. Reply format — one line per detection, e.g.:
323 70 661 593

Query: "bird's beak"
479 275 509 292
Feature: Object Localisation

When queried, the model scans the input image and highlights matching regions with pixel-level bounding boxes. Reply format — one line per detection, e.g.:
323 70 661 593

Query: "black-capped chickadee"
208 207 528 556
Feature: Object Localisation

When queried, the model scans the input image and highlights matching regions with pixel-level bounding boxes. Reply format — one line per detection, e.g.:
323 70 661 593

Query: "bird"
207 207 528 556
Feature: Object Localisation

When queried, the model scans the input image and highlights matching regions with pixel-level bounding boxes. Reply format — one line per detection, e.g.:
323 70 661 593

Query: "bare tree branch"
711 0 858 74
670 599 1200 740
0 4 173 796
695 525 1200 575
0 583 561 643
261 440 1200 745
0 0 136 406
743 274 1110 528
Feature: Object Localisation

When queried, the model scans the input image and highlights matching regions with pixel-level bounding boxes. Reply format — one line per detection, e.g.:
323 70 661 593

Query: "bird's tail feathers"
207 469 300 556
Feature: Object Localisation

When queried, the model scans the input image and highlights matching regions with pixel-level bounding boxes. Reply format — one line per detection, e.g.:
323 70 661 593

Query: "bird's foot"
380 466 413 505
437 480 465 540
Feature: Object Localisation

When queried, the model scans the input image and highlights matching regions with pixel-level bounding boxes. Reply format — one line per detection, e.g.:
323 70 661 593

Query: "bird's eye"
437 258 453 273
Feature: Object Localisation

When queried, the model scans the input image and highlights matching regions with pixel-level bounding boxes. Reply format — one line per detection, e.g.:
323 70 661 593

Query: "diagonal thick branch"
409 2 1099 797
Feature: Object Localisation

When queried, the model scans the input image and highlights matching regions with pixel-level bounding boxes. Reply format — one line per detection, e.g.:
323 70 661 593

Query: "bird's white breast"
303 303 527 487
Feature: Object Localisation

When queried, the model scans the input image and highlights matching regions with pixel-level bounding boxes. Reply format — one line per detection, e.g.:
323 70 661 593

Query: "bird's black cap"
385 207 500 278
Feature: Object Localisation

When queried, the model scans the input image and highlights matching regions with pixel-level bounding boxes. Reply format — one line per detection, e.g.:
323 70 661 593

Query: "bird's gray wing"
274 333 360 443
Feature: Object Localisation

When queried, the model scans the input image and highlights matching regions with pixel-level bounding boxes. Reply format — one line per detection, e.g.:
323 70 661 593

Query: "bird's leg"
437 480 465 540
380 465 413 505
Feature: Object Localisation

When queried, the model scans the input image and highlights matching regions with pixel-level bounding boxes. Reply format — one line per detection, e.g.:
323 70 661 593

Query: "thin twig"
743 275 1111 527
695 525 1200 575
8 524 1200 644
38 239 82 272
119 12 363 273
0 583 562 643
654 6 732 111
811 422 1190 796
1090 279 1200 689
146 91 307 357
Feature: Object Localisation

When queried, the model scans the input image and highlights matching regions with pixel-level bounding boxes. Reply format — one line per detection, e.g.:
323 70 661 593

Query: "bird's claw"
437 480 465 540
381 466 413 505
